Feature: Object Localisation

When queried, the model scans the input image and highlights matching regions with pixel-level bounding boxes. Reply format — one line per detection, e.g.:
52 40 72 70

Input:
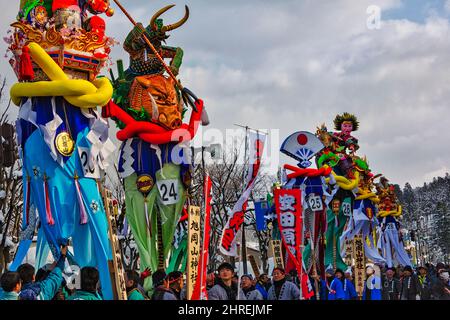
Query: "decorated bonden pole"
315 114 362 271
280 131 334 288
375 176 411 268
104 2 209 293
7 0 117 299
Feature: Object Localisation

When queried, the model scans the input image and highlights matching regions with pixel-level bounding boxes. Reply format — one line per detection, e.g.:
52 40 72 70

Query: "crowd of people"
1 248 449 301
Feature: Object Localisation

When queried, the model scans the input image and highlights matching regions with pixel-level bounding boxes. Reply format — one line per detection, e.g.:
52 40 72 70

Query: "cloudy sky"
1 0 450 188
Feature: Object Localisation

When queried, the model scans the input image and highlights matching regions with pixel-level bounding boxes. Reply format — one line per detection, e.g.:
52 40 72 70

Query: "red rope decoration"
284 164 332 179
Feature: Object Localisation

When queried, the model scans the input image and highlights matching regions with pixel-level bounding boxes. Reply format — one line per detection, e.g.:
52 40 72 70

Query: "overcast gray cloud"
1 0 449 187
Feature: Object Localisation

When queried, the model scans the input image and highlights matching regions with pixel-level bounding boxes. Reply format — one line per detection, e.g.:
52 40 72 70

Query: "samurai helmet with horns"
145 4 189 41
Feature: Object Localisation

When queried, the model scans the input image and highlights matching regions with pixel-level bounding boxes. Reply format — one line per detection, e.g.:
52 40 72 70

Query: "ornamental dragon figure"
7 0 117 299
103 4 208 294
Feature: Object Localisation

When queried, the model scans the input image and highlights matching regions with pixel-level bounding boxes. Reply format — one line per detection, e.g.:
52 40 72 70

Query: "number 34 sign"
157 180 180 205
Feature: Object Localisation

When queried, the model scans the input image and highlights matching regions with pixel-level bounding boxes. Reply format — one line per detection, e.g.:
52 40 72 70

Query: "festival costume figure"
104 5 207 293
8 0 116 299
376 177 411 267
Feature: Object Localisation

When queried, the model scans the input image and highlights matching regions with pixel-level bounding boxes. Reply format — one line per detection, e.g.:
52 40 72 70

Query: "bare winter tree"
0 78 23 274
190 141 276 273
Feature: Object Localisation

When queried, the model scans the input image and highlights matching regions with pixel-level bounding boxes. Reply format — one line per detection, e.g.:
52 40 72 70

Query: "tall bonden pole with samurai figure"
105 2 209 293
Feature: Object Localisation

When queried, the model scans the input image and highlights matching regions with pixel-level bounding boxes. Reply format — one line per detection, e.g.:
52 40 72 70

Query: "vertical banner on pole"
354 234 366 298
191 175 212 300
219 132 266 256
102 187 128 300
271 240 284 270
344 239 353 266
187 206 201 300
254 200 269 231
274 188 314 300
274 189 303 274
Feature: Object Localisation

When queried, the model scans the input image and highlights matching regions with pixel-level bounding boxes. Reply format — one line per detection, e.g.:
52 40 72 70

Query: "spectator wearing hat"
432 268 450 300
417 266 432 300
399 265 419 300
208 263 246 300
327 268 345 300
381 267 400 300
267 267 300 300
240 274 263 300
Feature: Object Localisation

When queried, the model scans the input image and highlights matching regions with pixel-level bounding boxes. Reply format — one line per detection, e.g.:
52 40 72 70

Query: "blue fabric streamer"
254 201 269 231
21 125 113 299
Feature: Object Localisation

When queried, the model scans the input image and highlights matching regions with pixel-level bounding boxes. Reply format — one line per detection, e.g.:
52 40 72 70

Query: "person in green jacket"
68 267 103 300
0 271 22 300
126 270 147 300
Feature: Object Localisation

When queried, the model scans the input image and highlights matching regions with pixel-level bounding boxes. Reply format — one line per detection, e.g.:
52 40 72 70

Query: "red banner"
274 188 313 299
274 189 303 272
191 174 213 300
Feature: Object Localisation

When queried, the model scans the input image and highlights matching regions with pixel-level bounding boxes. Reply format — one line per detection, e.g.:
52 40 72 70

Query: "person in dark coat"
417 266 432 300
382 267 400 300
400 266 419 300
152 271 184 300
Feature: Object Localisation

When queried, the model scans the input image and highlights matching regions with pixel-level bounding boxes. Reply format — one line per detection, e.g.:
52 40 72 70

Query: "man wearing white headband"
344 267 353 282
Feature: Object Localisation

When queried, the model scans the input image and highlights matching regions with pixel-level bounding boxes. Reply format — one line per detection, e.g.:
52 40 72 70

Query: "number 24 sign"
157 180 180 205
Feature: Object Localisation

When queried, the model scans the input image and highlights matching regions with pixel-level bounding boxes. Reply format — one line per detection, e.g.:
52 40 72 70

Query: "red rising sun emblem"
297 134 308 145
